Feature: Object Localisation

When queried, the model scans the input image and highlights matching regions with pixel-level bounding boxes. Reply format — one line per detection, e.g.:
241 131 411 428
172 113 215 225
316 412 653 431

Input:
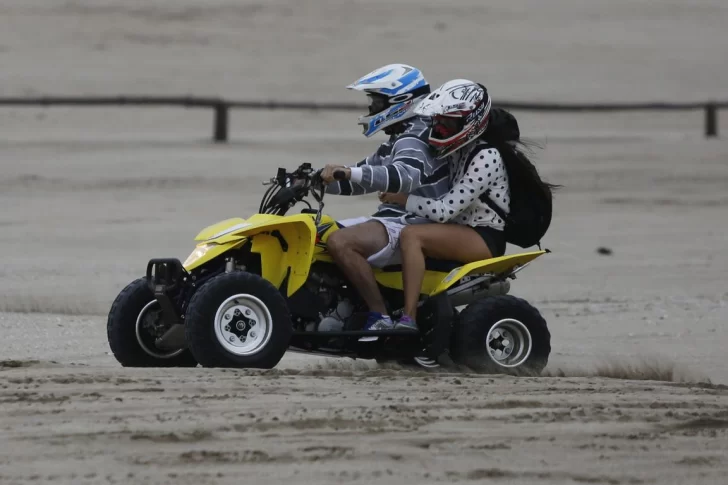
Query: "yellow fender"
193 217 248 241
374 269 448 295
184 214 317 296
430 250 547 295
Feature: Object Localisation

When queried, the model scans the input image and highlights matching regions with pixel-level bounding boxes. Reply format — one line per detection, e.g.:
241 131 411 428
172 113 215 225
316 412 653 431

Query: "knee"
399 225 422 249
327 230 352 257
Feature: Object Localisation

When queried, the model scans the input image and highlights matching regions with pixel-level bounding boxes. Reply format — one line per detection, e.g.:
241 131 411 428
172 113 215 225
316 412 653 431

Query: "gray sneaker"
359 313 393 342
394 315 418 332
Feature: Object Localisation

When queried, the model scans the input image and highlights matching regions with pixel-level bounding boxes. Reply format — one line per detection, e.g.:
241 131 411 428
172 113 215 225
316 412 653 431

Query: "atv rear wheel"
185 272 292 369
107 278 198 367
451 295 550 375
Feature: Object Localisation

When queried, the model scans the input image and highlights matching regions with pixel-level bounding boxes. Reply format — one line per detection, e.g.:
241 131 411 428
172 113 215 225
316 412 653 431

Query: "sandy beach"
1 1 727 483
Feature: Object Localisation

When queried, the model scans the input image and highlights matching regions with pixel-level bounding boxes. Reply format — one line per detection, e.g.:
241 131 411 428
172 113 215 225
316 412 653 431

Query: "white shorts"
337 216 405 268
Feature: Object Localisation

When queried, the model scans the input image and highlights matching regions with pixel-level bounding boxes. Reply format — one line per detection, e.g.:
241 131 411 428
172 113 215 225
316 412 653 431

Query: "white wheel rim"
135 300 185 359
486 318 532 368
213 294 273 356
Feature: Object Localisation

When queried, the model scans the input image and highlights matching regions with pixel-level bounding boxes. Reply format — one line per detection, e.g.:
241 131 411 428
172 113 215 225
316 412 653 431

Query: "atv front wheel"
451 295 550 375
107 278 198 367
185 272 292 369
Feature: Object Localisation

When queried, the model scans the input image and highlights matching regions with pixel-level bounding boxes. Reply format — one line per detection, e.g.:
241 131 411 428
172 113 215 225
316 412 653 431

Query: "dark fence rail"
1 96 725 142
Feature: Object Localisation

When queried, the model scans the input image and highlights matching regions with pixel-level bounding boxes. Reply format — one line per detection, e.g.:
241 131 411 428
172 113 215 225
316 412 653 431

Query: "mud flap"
417 293 455 365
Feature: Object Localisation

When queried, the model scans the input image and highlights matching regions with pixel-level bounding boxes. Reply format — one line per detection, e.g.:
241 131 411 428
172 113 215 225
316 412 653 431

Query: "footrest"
293 330 420 338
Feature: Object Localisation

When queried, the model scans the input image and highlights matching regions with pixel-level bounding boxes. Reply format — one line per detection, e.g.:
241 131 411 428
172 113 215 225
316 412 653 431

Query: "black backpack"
480 108 553 249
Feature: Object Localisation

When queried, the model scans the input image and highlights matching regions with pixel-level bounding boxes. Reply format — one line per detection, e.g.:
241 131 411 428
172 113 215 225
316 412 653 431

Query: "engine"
317 299 355 332
303 269 356 332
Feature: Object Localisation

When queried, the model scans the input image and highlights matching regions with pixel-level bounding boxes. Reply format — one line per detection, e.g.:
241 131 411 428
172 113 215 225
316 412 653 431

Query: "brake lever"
309 169 324 187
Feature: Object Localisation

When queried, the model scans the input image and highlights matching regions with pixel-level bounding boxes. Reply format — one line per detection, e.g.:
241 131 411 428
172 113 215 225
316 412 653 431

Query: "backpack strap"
482 189 508 221
461 141 494 173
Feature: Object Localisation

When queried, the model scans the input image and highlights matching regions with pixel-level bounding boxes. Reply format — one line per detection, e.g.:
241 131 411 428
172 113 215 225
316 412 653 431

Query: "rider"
320 64 449 333
379 79 556 331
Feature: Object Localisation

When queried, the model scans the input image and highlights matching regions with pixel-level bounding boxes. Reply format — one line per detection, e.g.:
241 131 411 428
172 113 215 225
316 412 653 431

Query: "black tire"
451 295 550 375
185 272 292 369
107 278 198 367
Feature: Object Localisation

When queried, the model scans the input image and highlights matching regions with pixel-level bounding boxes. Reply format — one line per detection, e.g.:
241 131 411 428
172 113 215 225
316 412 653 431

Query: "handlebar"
258 163 328 224
262 164 348 187
261 163 322 187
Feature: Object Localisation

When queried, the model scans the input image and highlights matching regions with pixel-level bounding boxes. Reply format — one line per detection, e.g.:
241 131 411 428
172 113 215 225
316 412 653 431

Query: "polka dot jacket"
405 142 510 230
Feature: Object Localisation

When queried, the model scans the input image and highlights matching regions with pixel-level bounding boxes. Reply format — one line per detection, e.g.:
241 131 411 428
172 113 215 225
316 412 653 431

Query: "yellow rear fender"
430 250 547 295
185 213 316 296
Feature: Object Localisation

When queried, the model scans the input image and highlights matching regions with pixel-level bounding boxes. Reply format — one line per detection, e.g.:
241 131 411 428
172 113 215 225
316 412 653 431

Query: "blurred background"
1 0 727 380
2 0 726 100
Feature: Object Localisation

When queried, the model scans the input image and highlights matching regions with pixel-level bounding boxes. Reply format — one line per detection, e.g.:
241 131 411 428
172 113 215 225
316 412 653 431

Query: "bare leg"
327 220 389 314
399 224 493 320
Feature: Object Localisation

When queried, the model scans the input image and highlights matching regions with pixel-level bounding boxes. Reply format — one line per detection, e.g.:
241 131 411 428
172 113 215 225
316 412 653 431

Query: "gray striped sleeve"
356 136 434 193
324 146 386 195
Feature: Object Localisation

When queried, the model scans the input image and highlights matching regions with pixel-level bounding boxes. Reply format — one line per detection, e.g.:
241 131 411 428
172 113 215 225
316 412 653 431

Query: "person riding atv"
319 63 449 335
105 69 554 374
377 79 557 334
107 158 552 372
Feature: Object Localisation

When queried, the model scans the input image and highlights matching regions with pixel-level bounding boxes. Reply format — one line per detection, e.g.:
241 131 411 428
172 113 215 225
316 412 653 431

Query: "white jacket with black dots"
405 141 510 230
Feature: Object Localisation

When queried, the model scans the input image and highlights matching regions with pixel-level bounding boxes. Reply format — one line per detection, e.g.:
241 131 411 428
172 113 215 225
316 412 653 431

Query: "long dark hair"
480 107 561 195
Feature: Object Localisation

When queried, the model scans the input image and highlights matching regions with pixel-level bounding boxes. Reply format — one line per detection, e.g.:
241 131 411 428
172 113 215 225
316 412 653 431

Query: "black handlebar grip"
333 170 347 181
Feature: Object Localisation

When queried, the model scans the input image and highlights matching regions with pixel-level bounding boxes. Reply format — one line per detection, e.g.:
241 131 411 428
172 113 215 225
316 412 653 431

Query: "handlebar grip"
333 170 347 181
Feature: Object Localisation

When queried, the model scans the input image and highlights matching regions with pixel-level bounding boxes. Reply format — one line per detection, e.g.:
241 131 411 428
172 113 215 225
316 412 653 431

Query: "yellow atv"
107 163 551 373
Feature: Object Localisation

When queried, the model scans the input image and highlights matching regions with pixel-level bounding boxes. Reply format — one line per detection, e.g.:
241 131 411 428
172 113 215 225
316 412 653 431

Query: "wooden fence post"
705 103 718 138
213 103 229 142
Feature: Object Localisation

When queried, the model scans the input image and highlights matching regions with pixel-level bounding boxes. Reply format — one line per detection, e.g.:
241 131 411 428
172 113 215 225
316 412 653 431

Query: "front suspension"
146 258 187 327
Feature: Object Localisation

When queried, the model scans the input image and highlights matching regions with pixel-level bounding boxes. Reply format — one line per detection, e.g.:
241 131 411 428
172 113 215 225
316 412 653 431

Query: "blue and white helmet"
346 64 430 137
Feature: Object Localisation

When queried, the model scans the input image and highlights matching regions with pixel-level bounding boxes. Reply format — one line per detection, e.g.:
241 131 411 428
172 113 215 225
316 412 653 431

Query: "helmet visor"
367 94 390 116
432 115 463 140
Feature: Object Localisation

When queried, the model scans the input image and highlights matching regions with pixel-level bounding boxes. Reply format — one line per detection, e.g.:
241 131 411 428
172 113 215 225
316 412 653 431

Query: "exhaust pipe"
448 279 510 307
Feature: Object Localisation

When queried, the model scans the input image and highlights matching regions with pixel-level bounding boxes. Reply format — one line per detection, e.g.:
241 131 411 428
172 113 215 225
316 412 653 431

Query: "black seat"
382 257 462 273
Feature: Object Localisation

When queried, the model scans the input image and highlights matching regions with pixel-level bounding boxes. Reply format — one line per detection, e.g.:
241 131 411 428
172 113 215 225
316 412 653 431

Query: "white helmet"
414 79 492 158
346 64 431 137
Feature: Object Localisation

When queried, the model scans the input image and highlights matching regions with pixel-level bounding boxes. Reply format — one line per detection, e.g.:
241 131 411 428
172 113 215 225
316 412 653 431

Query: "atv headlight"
183 243 218 267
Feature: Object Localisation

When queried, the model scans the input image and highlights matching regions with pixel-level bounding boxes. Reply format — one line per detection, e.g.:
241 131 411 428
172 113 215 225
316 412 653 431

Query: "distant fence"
0 96 725 142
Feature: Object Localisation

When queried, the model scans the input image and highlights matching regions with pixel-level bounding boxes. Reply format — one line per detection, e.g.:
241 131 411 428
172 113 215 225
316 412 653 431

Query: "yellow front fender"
194 218 247 241
185 213 317 296
183 240 247 271
430 250 547 295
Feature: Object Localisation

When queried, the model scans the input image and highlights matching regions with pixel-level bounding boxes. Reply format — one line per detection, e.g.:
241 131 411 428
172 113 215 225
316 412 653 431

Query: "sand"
1 359 727 485
1 1 728 484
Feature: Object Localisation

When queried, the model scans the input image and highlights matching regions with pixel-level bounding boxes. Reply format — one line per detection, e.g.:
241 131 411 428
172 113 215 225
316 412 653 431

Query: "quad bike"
107 163 551 374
